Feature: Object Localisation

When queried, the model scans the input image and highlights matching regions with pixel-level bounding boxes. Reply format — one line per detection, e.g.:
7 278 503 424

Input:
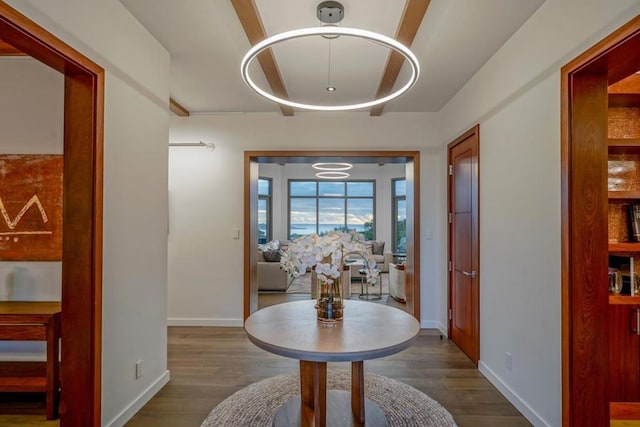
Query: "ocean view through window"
288 180 375 240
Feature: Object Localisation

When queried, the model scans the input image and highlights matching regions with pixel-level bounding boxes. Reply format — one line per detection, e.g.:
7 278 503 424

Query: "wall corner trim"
420 320 439 329
104 370 170 427
478 361 552 427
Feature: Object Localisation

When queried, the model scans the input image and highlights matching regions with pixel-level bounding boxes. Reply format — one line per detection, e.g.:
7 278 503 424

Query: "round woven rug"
201 369 457 426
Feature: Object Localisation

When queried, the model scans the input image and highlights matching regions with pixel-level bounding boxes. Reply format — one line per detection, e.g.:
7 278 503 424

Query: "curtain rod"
169 141 215 150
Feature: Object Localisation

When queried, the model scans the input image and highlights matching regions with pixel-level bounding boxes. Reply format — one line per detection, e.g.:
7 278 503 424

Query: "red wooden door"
448 126 480 365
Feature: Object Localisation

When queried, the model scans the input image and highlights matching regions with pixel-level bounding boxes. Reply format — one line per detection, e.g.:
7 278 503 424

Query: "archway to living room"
0 3 103 426
244 151 420 321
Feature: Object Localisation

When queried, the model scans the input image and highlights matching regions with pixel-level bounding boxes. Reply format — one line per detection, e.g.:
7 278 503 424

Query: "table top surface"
0 301 62 316
244 300 420 362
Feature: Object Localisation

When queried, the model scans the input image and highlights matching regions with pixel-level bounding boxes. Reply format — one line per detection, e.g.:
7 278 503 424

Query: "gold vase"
316 275 343 322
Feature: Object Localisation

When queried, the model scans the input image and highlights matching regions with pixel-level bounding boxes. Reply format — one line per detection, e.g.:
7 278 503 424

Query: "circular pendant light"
240 26 420 112
311 162 353 171
316 171 350 179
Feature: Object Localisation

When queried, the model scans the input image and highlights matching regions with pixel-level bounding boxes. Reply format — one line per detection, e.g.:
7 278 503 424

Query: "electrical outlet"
505 352 512 371
135 359 143 379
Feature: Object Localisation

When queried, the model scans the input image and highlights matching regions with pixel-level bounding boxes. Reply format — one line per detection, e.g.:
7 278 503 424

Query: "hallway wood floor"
126 326 531 427
0 297 531 426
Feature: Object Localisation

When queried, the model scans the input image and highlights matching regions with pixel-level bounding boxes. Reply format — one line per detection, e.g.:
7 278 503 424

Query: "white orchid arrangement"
280 230 380 285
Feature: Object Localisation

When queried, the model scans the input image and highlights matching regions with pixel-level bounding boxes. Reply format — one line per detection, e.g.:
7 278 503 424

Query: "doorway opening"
244 151 421 321
561 15 640 426
0 4 103 426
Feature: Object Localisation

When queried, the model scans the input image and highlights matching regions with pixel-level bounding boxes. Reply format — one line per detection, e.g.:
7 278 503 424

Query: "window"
392 178 406 254
258 177 272 244
288 180 375 240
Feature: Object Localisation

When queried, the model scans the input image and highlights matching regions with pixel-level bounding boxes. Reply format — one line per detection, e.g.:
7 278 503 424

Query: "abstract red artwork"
0 155 63 261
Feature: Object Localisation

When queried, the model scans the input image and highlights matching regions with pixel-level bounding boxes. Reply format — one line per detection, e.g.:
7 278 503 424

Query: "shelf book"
632 204 640 241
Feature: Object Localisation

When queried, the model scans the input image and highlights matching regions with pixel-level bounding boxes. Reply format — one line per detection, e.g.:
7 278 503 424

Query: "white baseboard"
437 321 447 337
420 319 439 329
105 370 170 427
167 317 243 327
478 361 552 427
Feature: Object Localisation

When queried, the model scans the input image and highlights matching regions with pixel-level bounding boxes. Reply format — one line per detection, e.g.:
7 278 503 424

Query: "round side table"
358 268 381 300
244 300 420 427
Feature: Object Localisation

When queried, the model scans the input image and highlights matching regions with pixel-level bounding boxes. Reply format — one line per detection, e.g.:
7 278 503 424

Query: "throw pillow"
258 239 280 252
372 241 385 255
365 242 374 255
263 249 281 262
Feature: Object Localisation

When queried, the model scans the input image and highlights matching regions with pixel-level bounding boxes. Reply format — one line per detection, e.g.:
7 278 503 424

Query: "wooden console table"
0 301 61 420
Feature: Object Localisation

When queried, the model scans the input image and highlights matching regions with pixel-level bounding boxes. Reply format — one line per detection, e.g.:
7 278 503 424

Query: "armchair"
345 250 393 273
389 263 406 302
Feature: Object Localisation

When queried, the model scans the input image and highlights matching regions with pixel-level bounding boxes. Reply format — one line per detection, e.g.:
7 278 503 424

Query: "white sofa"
257 260 289 291
257 240 289 291
344 240 393 273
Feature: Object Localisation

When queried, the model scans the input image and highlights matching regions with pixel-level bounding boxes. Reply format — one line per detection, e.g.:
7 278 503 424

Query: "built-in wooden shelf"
611 401 640 420
609 242 640 253
609 191 640 200
609 138 640 154
609 93 640 108
609 295 640 305
0 376 46 391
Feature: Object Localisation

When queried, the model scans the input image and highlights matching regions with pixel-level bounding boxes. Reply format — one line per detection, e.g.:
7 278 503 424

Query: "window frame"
287 179 376 240
392 177 407 254
258 177 273 244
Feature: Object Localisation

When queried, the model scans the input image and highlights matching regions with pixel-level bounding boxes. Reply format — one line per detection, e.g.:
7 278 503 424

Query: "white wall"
4 1 171 425
15 0 632 425
168 112 443 328
439 1 640 426
0 57 63 359
259 163 405 246
0 58 63 154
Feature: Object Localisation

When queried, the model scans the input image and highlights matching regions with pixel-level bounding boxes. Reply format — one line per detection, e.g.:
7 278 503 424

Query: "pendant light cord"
327 37 333 91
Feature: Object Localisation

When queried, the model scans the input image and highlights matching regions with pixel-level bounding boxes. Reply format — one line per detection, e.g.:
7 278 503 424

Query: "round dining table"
244 299 420 427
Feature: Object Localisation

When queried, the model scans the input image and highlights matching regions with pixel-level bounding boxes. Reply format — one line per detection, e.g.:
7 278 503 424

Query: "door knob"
462 270 477 278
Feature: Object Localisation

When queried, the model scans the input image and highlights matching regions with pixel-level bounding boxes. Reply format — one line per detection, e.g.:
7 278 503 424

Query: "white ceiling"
120 0 545 114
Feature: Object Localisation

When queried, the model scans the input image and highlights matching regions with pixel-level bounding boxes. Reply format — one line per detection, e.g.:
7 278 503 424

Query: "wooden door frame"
561 15 640 426
447 125 480 365
0 3 104 426
243 150 421 321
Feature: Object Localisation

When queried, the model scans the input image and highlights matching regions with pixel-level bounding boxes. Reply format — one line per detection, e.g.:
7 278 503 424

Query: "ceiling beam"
370 0 431 116
0 38 26 56
231 0 294 116
169 98 190 117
